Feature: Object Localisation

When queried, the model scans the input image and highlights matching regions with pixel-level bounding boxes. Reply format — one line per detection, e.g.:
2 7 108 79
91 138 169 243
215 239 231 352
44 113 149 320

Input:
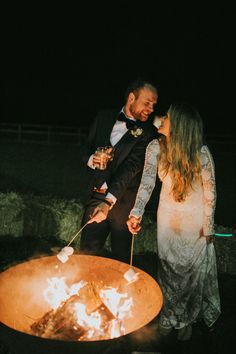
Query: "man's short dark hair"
124 77 158 101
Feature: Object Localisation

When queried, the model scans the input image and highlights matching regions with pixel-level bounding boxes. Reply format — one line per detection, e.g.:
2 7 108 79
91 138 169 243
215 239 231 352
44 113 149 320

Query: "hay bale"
52 199 84 245
0 192 25 238
22 195 84 243
134 214 157 254
23 195 58 238
214 225 236 275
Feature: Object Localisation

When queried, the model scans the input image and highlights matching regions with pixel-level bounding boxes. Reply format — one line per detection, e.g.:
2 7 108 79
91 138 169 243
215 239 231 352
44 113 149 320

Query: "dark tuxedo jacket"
82 109 158 220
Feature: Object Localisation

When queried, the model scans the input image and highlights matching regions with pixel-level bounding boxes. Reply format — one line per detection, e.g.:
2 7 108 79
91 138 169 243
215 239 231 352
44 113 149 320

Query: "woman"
127 102 221 341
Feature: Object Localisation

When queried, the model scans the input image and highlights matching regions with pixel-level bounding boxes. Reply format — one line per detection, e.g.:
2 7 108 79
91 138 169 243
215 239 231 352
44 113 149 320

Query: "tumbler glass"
94 146 114 170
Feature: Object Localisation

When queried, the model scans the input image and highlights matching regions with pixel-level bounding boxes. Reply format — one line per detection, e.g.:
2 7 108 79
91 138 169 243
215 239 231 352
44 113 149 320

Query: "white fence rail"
0 122 236 147
0 123 89 145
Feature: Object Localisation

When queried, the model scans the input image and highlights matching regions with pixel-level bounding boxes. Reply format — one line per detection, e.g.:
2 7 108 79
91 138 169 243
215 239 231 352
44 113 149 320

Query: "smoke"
129 319 163 347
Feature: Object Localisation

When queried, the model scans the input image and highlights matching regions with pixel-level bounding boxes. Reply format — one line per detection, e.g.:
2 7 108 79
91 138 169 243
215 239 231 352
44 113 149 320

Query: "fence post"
47 126 51 144
18 124 22 142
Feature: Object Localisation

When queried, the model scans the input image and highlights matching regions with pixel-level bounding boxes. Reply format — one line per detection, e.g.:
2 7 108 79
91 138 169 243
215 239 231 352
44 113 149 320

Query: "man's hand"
92 147 113 170
126 215 141 235
88 202 110 224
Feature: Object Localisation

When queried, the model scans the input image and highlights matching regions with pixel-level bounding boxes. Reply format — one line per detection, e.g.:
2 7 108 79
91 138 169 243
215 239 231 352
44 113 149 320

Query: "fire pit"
0 255 163 354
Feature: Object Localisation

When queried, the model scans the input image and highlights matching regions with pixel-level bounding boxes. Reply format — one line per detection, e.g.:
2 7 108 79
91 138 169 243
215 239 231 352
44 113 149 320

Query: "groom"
79 77 159 263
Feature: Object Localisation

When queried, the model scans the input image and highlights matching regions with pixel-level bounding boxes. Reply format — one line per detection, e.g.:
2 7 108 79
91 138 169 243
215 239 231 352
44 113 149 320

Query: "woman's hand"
205 235 214 244
126 215 142 235
200 228 214 244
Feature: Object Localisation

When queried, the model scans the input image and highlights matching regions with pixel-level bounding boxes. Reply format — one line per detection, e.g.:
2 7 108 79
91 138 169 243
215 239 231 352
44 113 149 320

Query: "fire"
31 276 134 341
100 287 133 319
43 277 87 310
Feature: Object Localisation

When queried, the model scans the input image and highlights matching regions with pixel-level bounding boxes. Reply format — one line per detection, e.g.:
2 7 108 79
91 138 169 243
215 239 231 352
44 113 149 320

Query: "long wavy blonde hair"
158 102 204 202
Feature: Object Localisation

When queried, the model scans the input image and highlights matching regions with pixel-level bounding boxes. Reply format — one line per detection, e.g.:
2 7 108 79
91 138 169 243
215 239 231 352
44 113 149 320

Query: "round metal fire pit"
0 255 163 354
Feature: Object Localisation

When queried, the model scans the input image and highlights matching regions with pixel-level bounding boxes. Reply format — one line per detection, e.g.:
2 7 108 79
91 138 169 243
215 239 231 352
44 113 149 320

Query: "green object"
214 233 233 237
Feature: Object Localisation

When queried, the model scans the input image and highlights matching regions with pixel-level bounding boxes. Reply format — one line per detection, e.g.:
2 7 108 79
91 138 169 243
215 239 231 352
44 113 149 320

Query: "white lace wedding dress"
130 139 221 329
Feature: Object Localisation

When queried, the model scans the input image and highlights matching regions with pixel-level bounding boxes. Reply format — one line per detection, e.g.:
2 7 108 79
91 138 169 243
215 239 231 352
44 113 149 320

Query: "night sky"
2 5 233 136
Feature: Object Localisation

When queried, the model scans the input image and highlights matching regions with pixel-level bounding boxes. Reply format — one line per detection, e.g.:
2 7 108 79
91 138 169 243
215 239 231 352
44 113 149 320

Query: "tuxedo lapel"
112 129 131 149
111 129 143 169
106 116 117 139
95 111 118 146
113 123 145 149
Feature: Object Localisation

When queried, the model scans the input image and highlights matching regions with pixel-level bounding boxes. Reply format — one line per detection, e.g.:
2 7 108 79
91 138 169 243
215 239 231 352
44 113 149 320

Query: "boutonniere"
130 126 143 138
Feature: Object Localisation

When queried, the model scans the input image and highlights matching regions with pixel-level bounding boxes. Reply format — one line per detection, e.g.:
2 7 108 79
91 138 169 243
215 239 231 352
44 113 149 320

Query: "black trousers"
79 193 133 264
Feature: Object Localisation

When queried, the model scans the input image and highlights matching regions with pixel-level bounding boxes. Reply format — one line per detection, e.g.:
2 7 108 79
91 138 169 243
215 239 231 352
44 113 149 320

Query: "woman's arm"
129 139 160 219
89 139 160 226
200 145 217 236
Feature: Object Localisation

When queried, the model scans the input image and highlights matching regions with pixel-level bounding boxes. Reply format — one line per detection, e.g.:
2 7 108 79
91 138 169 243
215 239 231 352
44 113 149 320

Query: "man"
79 77 159 263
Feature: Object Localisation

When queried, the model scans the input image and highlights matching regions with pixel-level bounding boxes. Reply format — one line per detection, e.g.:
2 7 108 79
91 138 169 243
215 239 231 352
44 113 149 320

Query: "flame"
74 302 102 329
42 277 133 340
100 287 133 319
43 277 87 309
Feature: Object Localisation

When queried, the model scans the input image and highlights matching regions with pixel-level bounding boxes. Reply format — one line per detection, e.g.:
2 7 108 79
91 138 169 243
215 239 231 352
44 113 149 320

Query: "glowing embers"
30 277 133 341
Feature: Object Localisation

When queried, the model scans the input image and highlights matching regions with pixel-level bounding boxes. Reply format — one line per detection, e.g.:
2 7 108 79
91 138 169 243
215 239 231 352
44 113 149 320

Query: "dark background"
1 4 234 136
0 5 235 228
0 8 235 354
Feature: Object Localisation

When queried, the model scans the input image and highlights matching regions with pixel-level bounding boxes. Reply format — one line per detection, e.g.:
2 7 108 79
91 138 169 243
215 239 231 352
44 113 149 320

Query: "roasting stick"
129 232 135 268
57 222 89 263
66 222 89 247
124 233 139 283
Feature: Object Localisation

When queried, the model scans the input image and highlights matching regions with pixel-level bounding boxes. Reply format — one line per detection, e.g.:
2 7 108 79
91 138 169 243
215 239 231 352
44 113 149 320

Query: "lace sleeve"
129 139 160 219
200 145 217 235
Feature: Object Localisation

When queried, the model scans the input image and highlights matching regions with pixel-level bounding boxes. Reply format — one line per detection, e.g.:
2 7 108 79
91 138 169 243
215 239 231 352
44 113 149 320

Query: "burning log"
30 281 117 341
30 294 85 341
77 280 104 314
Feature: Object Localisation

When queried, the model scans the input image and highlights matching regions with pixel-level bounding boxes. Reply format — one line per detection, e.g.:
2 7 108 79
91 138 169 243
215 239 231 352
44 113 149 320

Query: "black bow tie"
117 112 137 129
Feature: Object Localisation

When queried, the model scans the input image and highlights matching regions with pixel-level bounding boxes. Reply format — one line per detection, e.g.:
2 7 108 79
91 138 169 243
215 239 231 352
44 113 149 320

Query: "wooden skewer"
130 233 135 267
66 222 89 247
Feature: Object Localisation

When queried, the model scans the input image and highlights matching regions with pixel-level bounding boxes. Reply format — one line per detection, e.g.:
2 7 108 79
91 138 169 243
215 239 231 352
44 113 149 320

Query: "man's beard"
129 104 142 121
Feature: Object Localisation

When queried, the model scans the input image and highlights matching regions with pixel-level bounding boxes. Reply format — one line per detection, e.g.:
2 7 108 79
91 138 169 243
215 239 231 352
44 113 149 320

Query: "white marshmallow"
57 250 69 263
63 246 74 256
124 267 139 283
